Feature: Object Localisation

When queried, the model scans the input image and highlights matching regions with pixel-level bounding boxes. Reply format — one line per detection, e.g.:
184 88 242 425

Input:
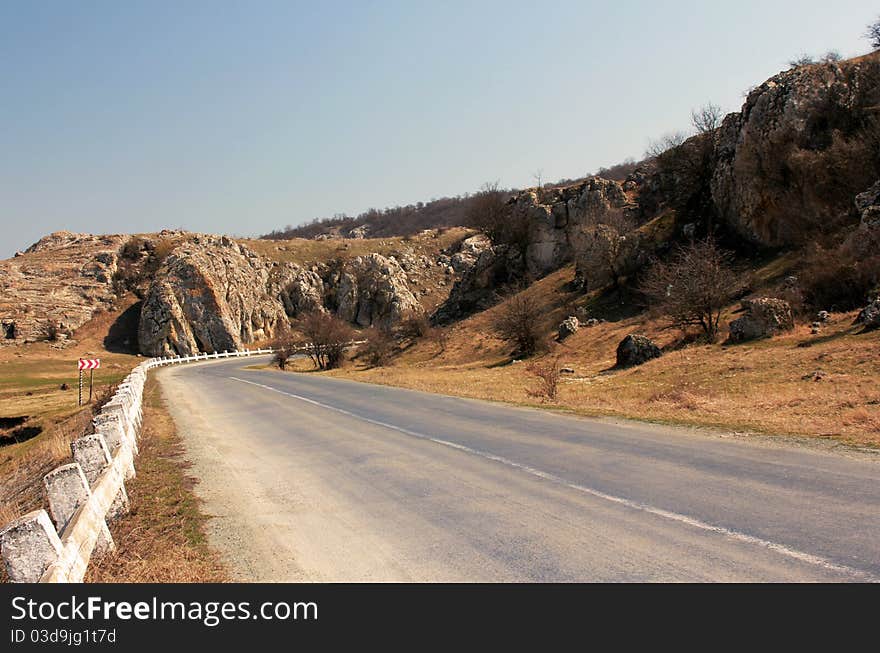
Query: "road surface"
157 356 880 582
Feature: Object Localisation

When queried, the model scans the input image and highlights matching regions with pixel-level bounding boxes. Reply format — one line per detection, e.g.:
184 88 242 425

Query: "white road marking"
229 375 876 581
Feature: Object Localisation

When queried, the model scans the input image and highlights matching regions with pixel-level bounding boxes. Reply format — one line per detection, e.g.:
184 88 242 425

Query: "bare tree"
867 16 880 50
822 50 842 63
645 131 688 160
640 238 741 343
297 311 355 370
491 293 543 356
691 103 723 134
788 54 815 69
533 168 544 189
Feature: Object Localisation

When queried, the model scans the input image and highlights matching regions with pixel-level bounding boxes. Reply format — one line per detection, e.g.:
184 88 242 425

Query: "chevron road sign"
77 359 100 405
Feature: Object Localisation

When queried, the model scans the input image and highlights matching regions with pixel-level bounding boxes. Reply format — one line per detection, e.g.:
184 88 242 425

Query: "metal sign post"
77 359 101 405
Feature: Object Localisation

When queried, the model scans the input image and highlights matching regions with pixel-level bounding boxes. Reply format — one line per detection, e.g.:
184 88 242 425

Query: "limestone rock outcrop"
0 231 126 345
327 254 421 329
138 237 289 356
514 177 633 278
728 298 795 343
711 55 880 246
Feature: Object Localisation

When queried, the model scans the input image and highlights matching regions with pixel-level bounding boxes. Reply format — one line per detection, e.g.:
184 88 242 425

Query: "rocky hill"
2 52 878 358
0 231 127 345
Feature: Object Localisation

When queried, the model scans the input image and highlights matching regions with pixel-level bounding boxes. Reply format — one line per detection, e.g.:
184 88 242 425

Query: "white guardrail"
0 347 274 583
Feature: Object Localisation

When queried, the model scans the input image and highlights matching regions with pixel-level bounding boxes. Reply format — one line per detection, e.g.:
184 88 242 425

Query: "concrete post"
71 434 130 521
43 464 114 555
0 510 63 583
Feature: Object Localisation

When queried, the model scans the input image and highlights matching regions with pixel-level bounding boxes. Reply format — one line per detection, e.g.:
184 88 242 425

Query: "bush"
491 293 543 356
525 356 562 402
271 326 296 370
800 230 880 311
361 327 397 367
297 311 355 370
465 182 526 252
397 311 432 341
641 238 741 343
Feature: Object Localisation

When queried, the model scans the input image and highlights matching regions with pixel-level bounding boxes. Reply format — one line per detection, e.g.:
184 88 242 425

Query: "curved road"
157 357 880 582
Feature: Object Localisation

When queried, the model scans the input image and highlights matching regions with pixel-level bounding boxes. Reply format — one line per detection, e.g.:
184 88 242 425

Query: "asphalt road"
157 356 880 582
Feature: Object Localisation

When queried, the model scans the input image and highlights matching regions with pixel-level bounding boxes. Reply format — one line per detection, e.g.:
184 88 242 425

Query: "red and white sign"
78 359 101 371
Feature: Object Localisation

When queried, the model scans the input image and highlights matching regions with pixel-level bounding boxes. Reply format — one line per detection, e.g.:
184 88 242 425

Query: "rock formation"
615 334 662 368
328 254 421 330
0 231 126 345
728 298 794 343
711 56 880 246
557 316 579 341
138 236 289 356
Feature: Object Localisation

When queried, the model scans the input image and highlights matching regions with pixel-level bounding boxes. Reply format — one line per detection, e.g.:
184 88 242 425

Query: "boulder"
615 334 662 368
557 316 579 341
728 298 794 343
856 298 880 329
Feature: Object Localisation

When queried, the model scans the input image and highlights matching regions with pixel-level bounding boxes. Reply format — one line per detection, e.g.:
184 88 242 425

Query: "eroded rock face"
728 298 794 342
515 178 633 278
433 245 525 324
711 56 880 246
615 334 661 368
138 237 289 356
329 254 421 329
0 231 126 345
272 264 326 318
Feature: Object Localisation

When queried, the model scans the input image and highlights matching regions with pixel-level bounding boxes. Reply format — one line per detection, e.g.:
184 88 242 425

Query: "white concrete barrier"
0 346 276 583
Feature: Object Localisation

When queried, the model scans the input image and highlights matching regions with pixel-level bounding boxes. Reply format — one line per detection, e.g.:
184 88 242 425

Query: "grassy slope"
0 297 142 523
325 263 880 448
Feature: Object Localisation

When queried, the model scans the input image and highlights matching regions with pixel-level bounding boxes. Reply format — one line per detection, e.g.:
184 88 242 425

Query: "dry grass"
0 299 142 525
85 378 227 583
320 264 880 447
239 228 470 268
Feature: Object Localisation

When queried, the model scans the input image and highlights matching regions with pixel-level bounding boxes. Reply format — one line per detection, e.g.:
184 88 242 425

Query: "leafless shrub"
641 238 741 343
271 324 296 370
789 54 815 68
397 311 432 341
297 311 355 370
361 327 397 367
822 50 842 63
800 229 880 311
492 293 543 357
525 356 562 402
428 325 450 353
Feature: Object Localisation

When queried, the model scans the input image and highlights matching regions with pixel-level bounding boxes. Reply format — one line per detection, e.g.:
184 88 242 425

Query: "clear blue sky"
0 0 875 257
